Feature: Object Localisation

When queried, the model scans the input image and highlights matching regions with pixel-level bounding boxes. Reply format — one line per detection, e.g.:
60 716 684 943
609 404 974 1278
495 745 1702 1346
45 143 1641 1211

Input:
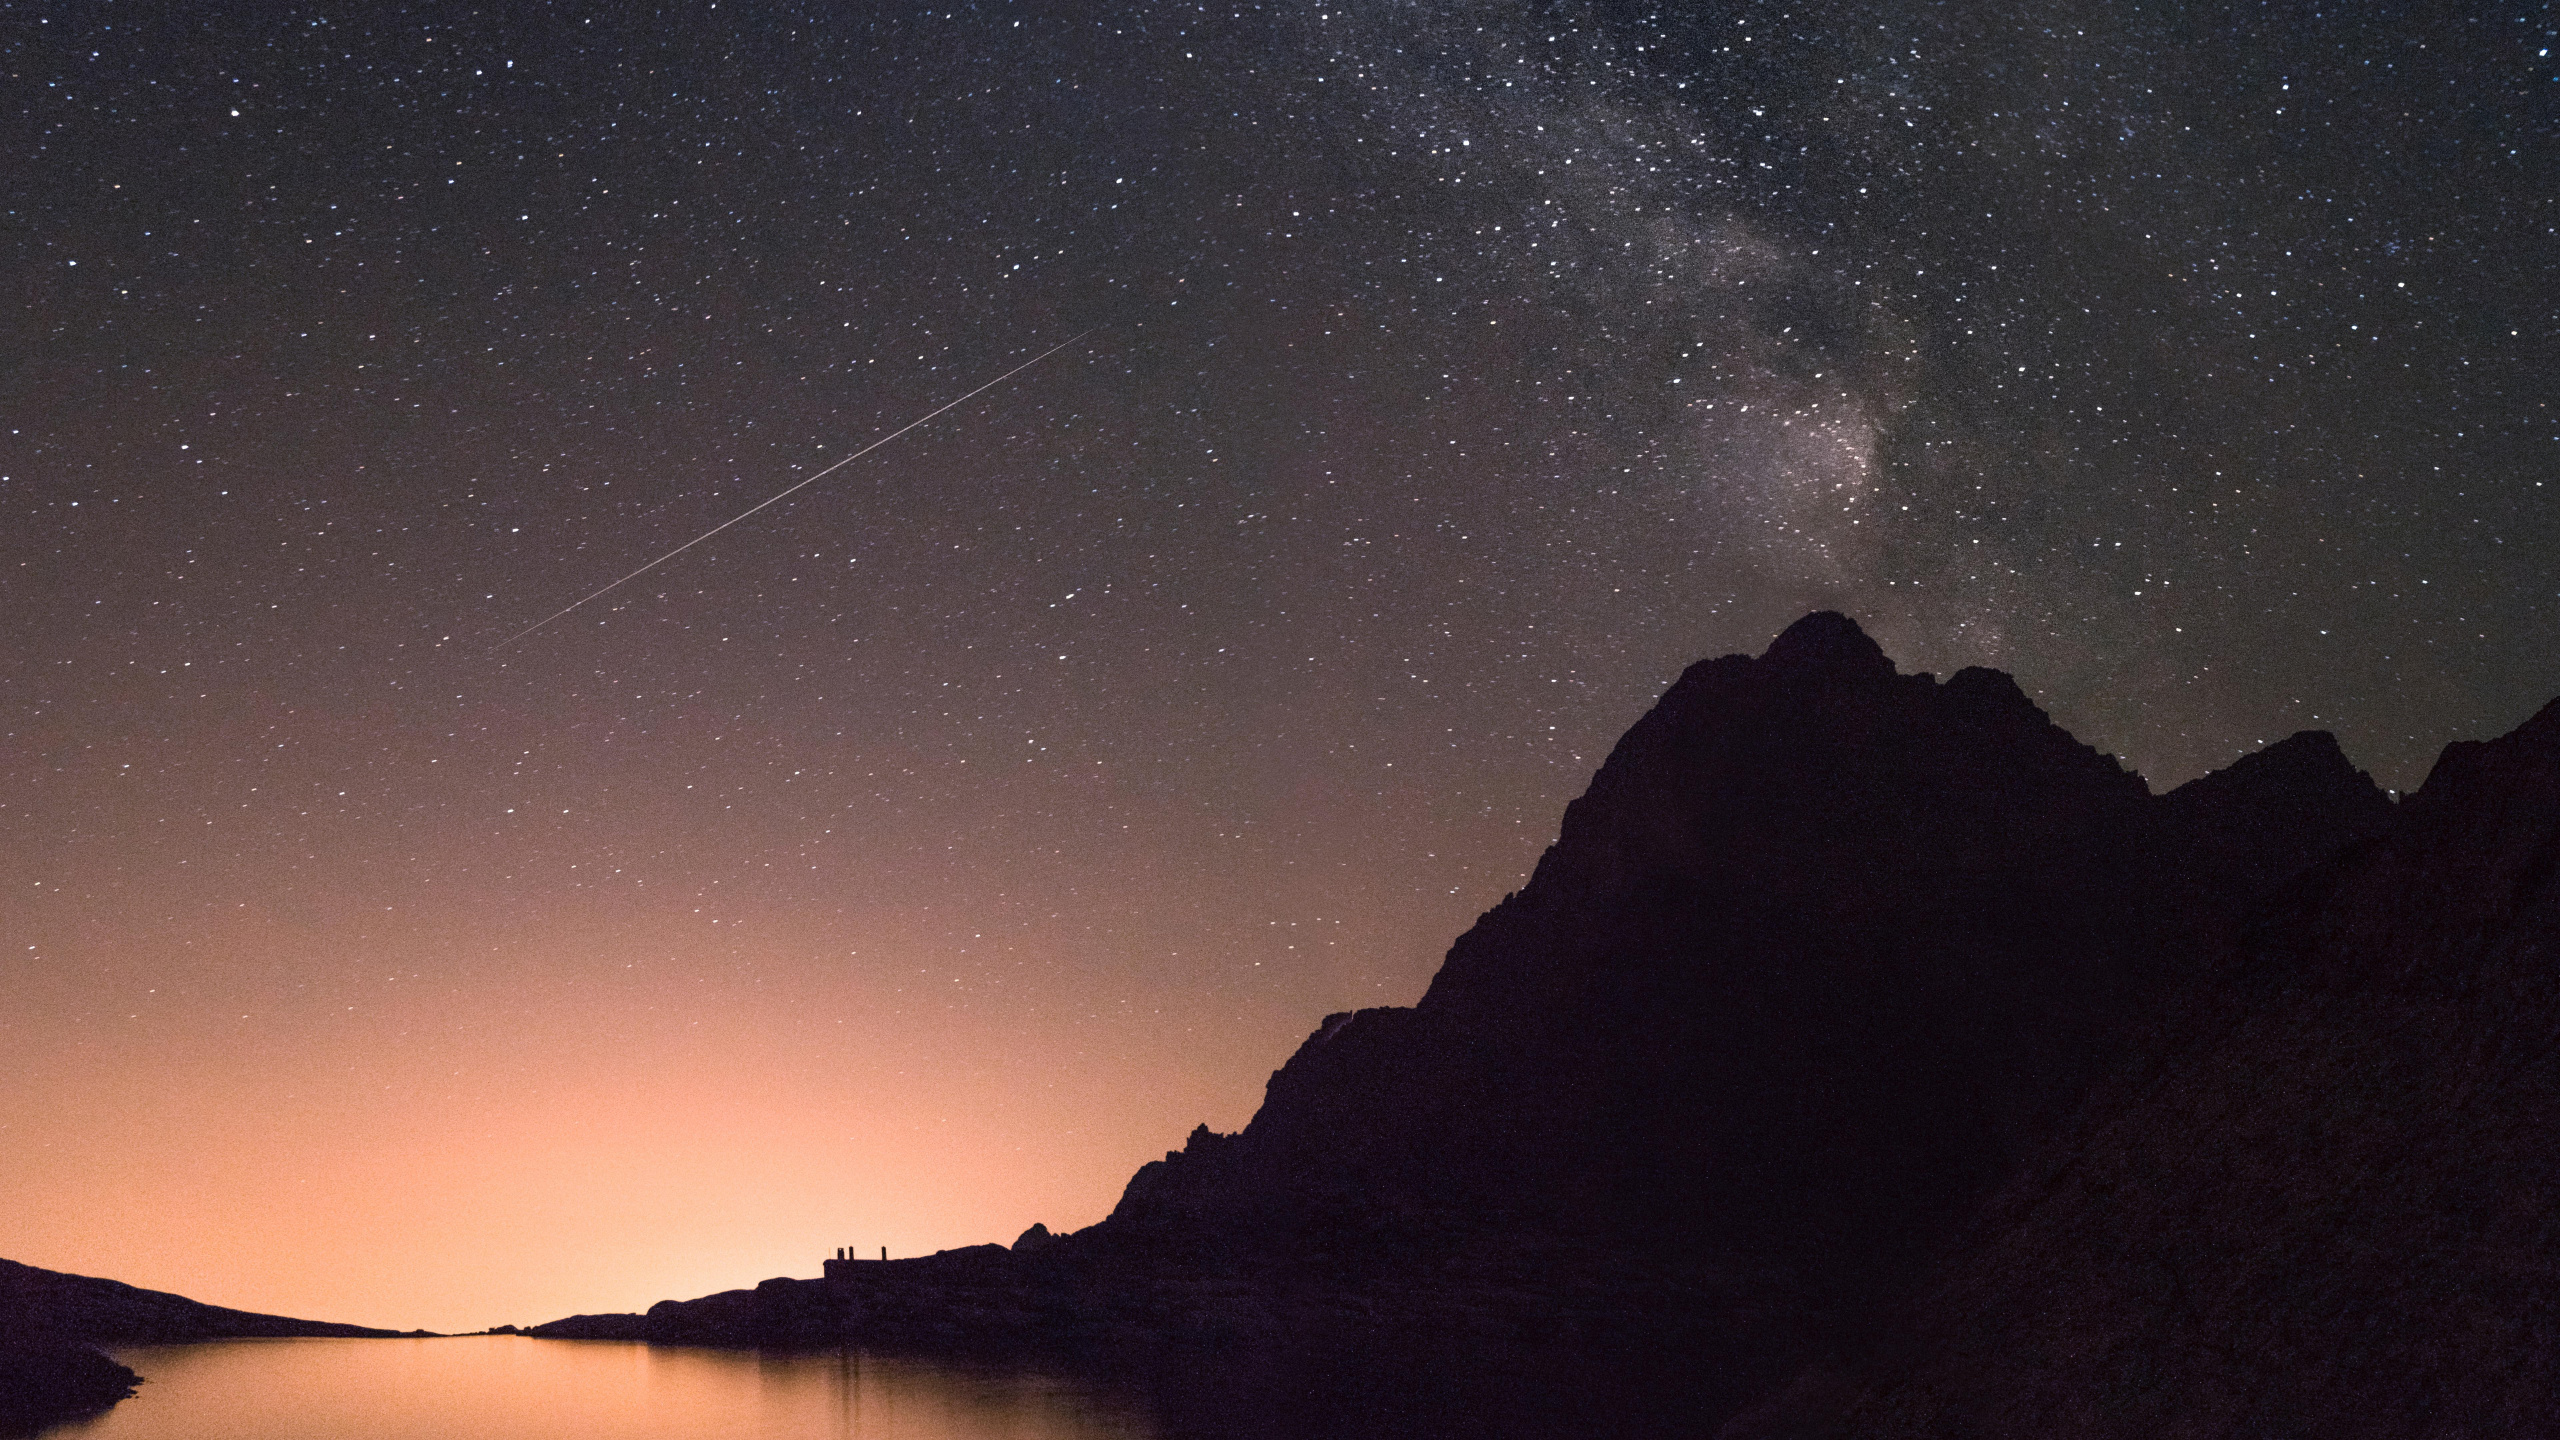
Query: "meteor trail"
488 328 1096 653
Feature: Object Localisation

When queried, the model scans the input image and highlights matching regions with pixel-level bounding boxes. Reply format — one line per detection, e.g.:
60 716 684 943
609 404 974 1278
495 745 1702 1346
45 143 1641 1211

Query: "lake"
42 1337 1157 1440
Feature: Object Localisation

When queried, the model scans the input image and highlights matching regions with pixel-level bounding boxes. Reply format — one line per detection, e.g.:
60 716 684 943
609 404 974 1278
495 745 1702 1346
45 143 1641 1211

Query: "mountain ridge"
539 613 2439 1434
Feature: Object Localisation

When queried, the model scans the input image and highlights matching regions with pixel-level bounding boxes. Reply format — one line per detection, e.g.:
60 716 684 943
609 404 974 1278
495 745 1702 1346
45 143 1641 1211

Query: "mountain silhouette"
1108 614 2390 1291
547 613 2437 1432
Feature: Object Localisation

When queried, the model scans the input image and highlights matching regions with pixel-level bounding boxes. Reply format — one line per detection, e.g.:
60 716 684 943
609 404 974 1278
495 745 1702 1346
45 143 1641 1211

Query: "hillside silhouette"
544 613 2521 1433
0 1257 421 1431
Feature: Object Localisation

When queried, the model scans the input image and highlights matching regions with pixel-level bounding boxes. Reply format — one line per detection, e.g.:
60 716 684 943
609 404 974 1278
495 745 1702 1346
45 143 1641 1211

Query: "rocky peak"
1113 615 2397 1282
1758 610 1896 679
2158 729 2396 930
2242 694 2560 995
2164 728 2387 824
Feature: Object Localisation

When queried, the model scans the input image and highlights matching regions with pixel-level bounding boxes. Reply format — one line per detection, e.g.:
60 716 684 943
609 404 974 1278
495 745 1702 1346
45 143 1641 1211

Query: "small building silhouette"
822 1244 885 1280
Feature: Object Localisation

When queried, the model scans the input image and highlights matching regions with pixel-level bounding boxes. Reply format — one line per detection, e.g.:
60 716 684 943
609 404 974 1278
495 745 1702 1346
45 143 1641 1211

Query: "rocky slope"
1726 691 2560 1437
540 614 2407 1431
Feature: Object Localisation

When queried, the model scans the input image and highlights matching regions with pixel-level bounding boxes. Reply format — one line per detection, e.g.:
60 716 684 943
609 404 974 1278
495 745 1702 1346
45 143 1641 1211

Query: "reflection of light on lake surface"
53 1337 1155 1440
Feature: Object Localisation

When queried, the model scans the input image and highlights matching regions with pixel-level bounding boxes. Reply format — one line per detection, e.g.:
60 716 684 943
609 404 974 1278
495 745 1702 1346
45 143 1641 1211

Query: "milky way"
5 2 2552 1331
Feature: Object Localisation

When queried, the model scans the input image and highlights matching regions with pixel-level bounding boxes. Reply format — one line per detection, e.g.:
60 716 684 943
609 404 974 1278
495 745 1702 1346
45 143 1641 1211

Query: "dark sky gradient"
5 1 2552 1331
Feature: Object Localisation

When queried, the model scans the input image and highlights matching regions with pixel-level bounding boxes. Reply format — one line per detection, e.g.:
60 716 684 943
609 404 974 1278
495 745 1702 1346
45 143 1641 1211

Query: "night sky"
6 2 2552 1334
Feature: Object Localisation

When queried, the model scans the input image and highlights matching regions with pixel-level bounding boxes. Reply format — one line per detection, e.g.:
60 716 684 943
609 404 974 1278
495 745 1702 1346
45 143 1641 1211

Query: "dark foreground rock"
543 614 2515 1434
0 1338 140 1436
1725 692 2560 1437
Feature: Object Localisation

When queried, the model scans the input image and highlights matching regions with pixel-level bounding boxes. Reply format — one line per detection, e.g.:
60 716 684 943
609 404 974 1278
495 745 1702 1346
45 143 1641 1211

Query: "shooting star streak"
488 328 1096 653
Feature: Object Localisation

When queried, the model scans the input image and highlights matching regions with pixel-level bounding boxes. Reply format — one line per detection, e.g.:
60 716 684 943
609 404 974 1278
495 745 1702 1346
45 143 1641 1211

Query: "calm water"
43 1338 1157 1440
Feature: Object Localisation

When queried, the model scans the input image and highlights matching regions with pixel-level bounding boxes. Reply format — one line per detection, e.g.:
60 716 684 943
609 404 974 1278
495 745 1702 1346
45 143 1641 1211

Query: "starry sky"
6 1 2553 1334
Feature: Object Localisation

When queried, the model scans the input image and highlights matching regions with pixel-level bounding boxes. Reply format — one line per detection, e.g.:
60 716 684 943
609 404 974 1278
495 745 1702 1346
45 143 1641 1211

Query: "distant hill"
0 1257 424 1431
0 1257 418 1346
546 614 2482 1433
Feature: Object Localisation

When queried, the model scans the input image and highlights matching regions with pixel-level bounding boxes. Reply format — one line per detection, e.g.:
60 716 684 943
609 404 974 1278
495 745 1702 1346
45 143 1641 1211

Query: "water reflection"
47 1338 1154 1440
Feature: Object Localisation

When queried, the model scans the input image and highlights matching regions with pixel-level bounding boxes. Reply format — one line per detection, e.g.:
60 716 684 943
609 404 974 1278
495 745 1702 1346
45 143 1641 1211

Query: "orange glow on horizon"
5 867 1474 1333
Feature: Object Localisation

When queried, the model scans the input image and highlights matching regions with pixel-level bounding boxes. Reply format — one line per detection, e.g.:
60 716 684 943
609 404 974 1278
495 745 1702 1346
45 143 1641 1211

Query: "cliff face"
1730 695 2560 1438
1109 615 2391 1313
